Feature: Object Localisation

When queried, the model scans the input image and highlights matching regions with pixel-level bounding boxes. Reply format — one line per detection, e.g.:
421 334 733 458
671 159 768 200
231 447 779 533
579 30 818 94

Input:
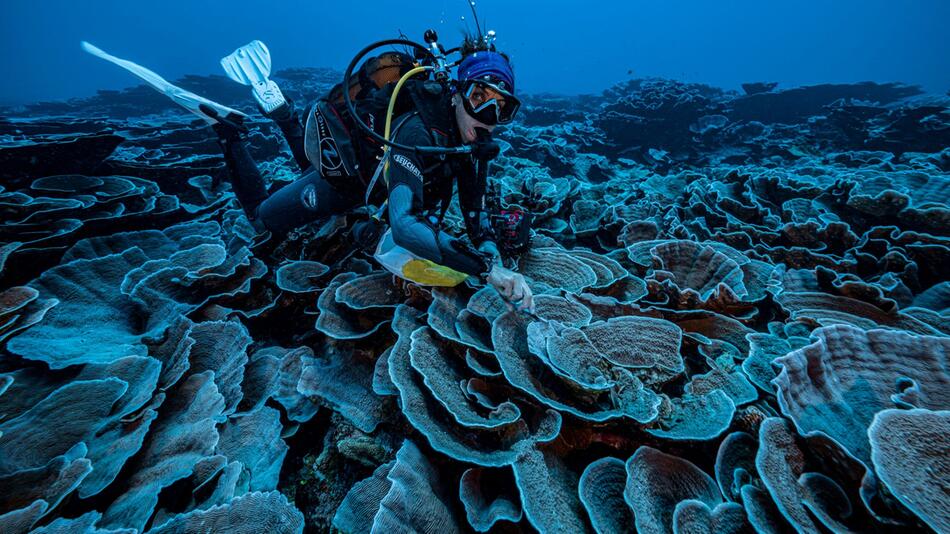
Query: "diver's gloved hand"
486 262 534 313
351 219 386 250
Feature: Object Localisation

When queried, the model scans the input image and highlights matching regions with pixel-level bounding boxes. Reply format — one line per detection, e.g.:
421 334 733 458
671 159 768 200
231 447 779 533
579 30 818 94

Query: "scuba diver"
81 29 535 312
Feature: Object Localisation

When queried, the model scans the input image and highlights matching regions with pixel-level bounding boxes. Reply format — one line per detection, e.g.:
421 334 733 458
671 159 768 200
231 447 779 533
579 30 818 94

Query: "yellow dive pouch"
373 229 470 287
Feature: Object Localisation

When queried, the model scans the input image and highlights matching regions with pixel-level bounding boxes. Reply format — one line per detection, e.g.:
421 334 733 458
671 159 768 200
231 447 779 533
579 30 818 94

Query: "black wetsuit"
217 80 497 277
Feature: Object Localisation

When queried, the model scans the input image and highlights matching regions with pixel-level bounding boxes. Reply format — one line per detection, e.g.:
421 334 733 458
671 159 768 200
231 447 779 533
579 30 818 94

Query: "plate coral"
1 71 948 532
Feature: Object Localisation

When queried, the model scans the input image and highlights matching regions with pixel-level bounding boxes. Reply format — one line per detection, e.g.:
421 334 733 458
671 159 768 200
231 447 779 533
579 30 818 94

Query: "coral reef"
1 70 948 533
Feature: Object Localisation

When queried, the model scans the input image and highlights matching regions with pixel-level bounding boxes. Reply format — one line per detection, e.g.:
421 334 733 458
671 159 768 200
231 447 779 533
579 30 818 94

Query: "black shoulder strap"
364 112 418 207
405 81 455 140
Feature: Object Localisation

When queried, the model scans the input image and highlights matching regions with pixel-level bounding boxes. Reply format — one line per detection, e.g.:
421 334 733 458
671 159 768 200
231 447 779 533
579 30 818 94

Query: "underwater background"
4 0 950 104
1 0 949 533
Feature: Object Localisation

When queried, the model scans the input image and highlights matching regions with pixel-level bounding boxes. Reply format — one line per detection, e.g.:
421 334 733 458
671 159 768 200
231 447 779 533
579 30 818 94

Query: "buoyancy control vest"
303 52 422 190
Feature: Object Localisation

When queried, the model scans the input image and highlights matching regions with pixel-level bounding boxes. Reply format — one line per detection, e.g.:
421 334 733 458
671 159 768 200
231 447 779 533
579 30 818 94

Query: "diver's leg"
255 170 360 234
220 40 310 170
268 101 311 171
207 102 357 236
212 120 269 222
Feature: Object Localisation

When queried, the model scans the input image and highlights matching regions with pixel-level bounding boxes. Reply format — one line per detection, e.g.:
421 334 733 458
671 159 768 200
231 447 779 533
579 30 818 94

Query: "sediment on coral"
1 69 948 532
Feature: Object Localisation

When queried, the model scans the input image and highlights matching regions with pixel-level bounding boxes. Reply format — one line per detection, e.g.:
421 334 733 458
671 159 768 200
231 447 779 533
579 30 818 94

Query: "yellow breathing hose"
382 65 432 183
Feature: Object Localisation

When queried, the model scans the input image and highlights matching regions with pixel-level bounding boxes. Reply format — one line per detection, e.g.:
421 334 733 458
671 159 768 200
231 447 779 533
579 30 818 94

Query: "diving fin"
81 41 247 126
220 40 287 115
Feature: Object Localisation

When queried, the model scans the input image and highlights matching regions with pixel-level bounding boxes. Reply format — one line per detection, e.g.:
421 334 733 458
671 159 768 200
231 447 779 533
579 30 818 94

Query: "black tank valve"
423 29 450 82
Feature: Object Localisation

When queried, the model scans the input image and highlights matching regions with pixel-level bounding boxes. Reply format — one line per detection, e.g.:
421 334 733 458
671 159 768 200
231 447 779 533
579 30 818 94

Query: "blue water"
2 0 949 104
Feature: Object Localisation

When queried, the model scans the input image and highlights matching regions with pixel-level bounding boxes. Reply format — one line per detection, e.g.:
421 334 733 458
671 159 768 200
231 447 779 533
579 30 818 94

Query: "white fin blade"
81 41 247 122
220 40 272 86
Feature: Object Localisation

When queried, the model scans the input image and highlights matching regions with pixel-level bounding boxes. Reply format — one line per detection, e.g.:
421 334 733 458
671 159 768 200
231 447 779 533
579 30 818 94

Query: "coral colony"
2 68 949 533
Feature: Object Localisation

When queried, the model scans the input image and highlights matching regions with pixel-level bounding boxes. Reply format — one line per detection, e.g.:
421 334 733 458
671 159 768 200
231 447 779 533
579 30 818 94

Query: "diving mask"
462 79 521 125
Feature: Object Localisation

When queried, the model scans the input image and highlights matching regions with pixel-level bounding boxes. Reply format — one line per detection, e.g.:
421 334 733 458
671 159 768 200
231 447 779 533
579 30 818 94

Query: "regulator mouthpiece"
473 128 500 160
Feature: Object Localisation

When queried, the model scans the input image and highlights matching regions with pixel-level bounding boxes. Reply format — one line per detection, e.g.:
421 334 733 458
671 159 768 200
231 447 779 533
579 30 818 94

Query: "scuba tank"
487 180 534 262
303 51 419 187
333 51 416 103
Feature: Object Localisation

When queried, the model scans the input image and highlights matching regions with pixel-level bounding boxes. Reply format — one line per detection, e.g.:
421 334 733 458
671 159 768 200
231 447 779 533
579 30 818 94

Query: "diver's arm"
454 163 533 310
463 202 500 259
386 148 533 310
387 185 491 277
456 162 500 259
386 142 491 277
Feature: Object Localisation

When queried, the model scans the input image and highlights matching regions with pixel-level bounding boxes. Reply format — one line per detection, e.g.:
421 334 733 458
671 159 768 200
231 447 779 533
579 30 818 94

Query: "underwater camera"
491 206 532 258
487 181 534 260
